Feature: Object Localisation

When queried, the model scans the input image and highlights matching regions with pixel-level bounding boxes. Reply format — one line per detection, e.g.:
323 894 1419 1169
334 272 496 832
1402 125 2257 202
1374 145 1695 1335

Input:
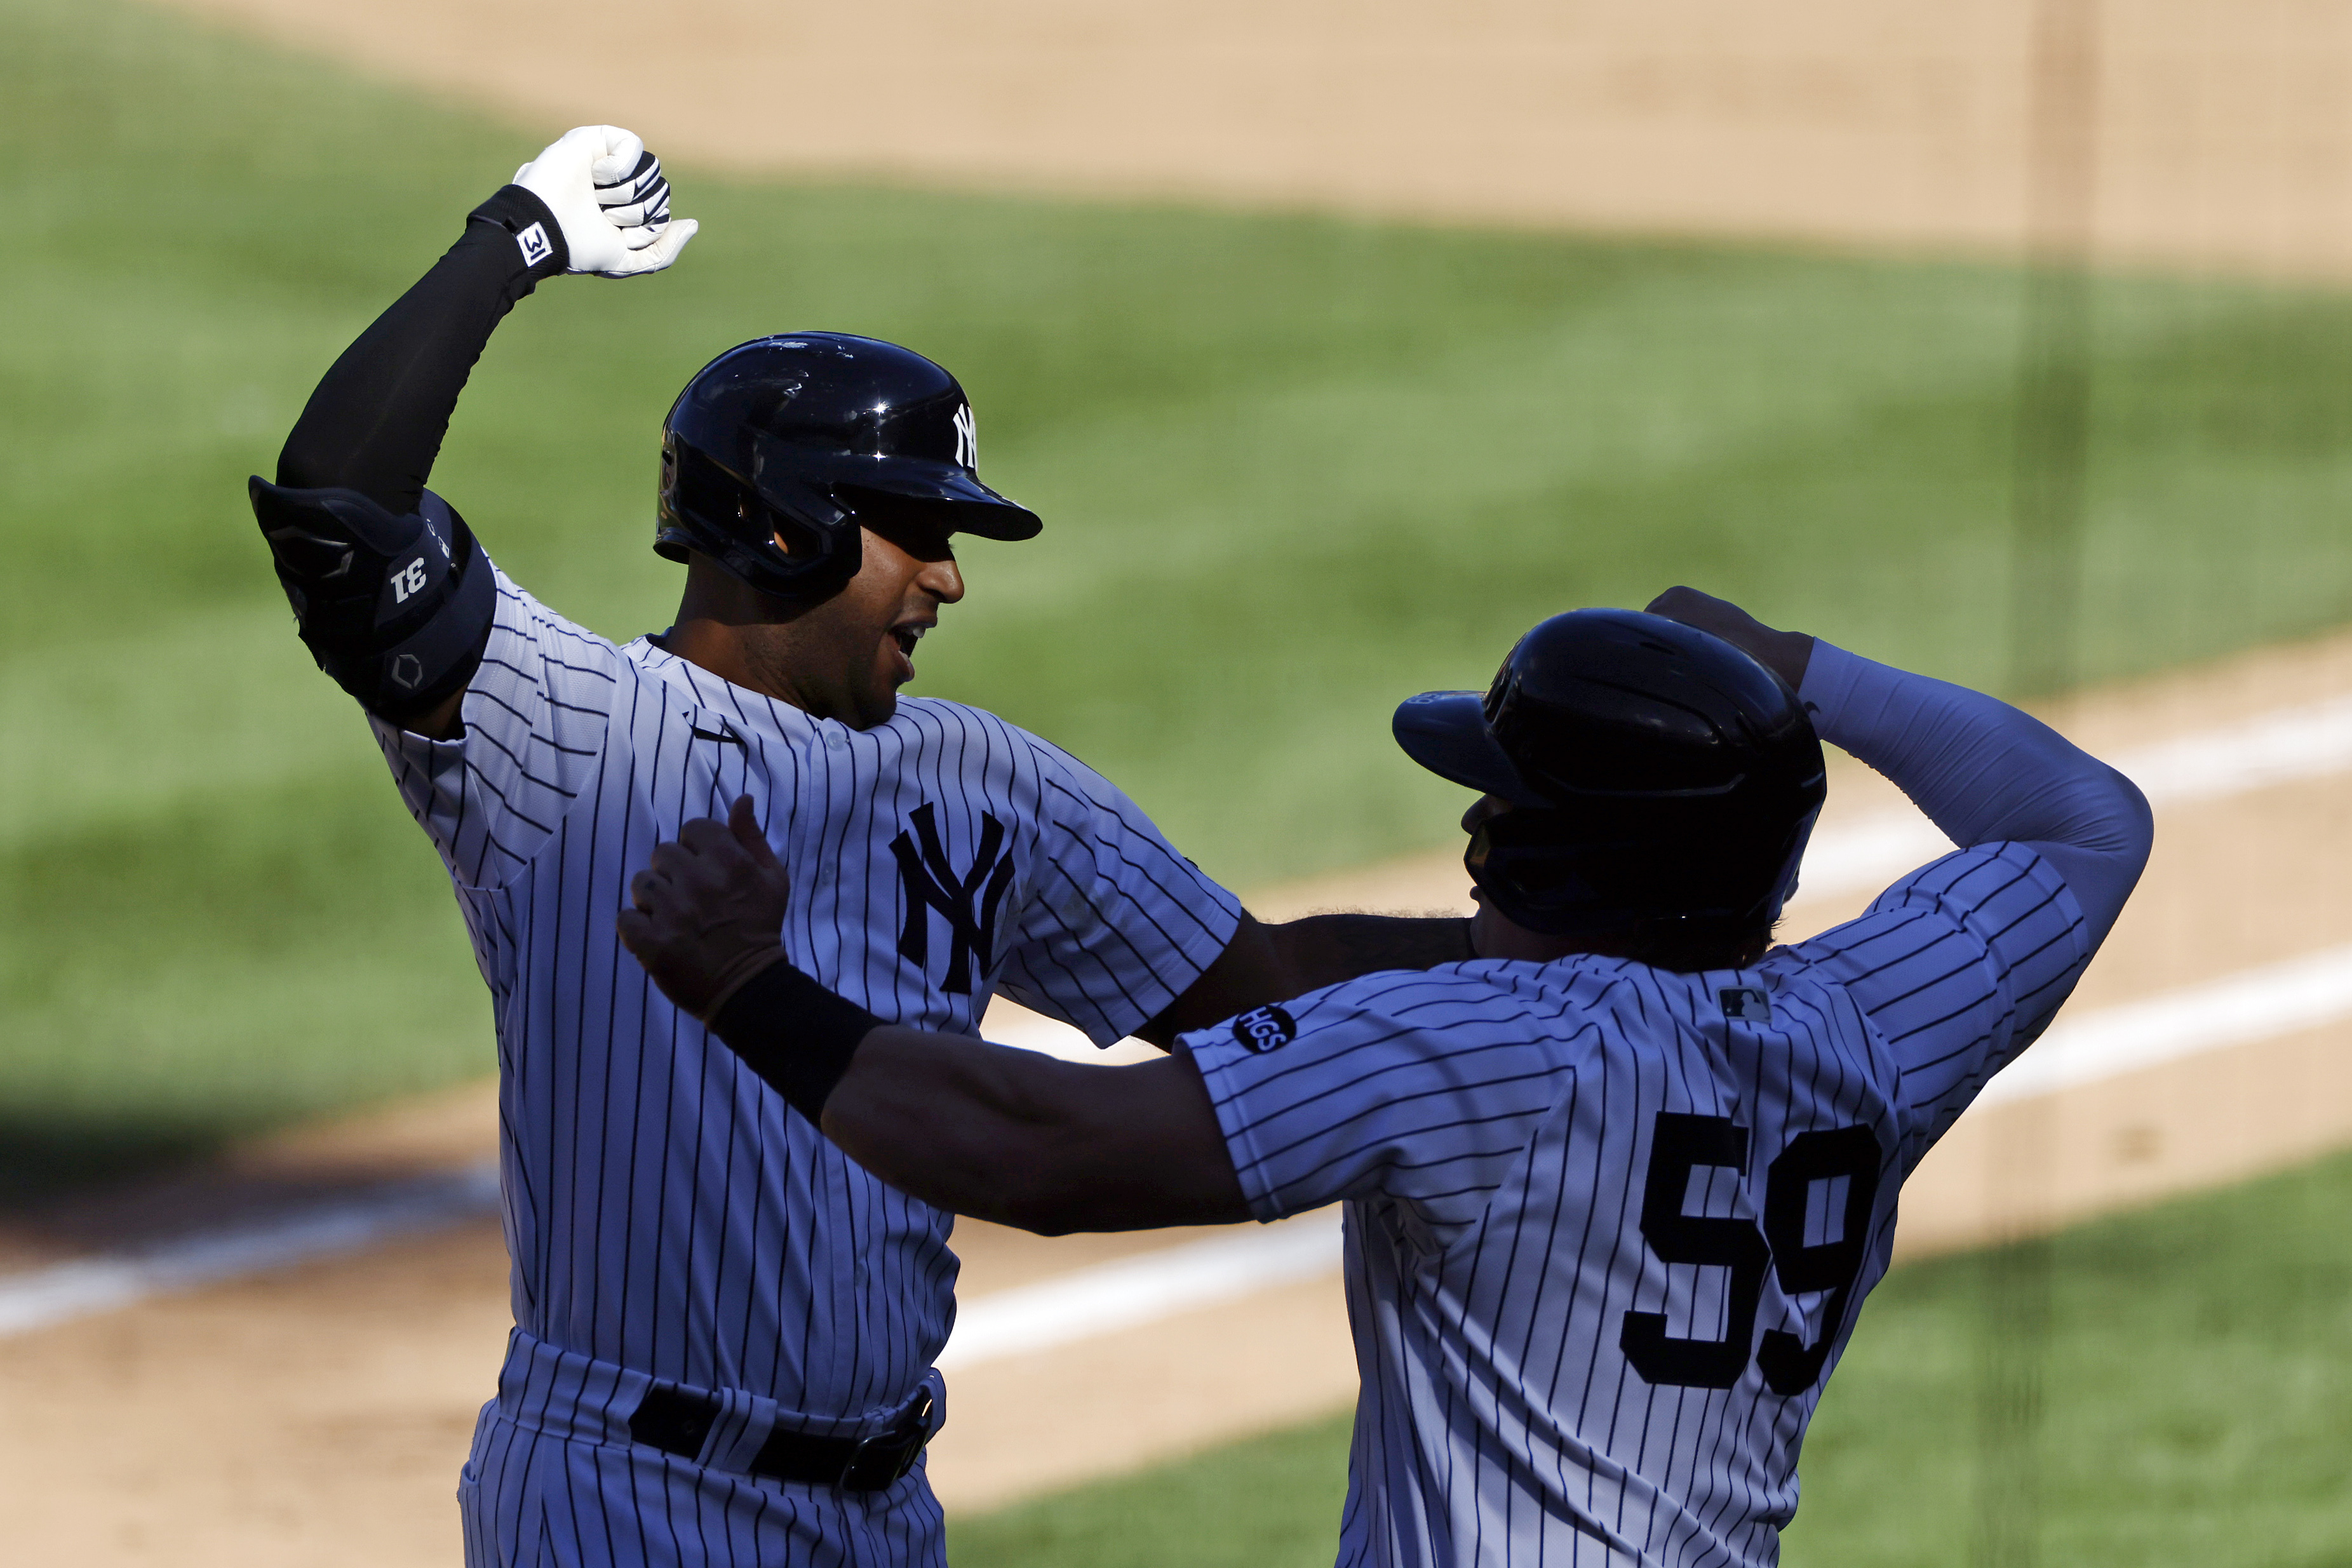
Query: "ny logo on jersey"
951 403 979 471
890 801 1016 994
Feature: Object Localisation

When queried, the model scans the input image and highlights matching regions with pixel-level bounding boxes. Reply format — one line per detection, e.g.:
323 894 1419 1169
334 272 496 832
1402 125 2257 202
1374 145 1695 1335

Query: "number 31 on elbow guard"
391 556 430 603
1620 1111 1884 1396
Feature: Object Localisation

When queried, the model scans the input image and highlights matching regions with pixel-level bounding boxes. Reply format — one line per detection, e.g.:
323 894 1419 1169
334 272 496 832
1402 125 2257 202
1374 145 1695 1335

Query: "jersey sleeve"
1786 840 2090 1170
990 735 1244 1046
1183 969 1577 1242
370 561 621 888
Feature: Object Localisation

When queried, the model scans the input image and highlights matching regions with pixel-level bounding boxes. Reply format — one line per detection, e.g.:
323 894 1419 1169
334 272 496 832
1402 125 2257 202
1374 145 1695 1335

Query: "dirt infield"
145 0 2352 278
0 627 2345 1560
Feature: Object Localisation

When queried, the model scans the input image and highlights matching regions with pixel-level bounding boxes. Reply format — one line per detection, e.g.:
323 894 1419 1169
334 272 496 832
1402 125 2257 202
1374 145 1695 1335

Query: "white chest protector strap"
248 477 497 718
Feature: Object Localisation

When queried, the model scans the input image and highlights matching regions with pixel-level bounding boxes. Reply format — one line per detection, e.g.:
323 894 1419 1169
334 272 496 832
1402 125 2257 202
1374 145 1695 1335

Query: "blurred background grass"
9 0 2352 1191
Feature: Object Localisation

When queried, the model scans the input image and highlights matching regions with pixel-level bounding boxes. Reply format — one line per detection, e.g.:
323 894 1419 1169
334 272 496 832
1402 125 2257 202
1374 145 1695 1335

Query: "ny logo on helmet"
952 403 979 471
891 801 1016 994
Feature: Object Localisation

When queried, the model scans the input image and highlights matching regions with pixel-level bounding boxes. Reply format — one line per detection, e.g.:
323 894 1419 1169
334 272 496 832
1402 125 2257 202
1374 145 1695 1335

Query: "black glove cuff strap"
467 184 570 282
709 961 884 1124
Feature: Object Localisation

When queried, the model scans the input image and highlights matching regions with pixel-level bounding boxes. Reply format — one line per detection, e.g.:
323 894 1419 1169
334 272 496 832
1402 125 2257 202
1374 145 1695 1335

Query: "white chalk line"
937 1211 1343 1370
1979 941 2352 1107
0 1161 500 1340
0 692 2344 1351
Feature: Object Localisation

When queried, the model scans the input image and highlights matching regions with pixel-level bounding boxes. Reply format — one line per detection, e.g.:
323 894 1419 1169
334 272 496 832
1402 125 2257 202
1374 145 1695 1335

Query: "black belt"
628 1383 936 1493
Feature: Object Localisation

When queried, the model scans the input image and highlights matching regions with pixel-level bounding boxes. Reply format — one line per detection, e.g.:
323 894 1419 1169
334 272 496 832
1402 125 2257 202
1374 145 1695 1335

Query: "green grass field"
950 1151 2352 1568
5 0 2352 1186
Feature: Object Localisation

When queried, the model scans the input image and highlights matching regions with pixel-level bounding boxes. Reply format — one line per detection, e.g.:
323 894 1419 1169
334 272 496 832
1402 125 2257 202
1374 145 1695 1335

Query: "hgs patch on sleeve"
1230 1004 1298 1054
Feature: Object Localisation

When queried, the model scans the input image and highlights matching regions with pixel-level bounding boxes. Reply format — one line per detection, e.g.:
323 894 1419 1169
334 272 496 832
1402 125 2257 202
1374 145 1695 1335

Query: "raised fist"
514 124 699 278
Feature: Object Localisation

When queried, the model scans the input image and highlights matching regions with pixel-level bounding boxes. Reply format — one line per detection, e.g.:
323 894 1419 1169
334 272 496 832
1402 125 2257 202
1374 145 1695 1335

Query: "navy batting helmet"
1394 610 1825 956
656 333 1042 598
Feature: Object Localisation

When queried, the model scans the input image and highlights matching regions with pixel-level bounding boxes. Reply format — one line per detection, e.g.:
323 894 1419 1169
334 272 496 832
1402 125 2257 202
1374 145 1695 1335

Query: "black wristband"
708 960 884 1124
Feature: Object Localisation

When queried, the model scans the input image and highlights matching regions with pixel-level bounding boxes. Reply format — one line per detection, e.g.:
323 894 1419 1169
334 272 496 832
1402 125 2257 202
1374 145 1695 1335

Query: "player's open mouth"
890 623 929 657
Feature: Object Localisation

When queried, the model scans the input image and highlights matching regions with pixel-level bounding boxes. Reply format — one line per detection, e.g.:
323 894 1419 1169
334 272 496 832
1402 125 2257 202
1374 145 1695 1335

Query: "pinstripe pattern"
1188 841 2088 1568
377 565 1240 1564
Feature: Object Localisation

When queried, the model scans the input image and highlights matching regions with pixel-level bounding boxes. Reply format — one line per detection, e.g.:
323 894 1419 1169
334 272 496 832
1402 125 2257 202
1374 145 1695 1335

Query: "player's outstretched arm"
1131 911 1474 1047
252 126 696 734
617 800 1249 1233
806 1024 1247 1234
275 124 696 505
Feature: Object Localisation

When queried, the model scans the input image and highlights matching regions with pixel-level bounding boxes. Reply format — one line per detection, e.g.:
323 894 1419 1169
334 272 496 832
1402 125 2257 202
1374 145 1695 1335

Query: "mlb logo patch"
1231 1004 1298 1054
516 222 554 267
1719 986 1772 1023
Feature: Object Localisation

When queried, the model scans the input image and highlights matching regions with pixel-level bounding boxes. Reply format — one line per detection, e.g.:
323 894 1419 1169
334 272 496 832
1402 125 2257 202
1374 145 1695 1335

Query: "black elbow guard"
248 477 497 717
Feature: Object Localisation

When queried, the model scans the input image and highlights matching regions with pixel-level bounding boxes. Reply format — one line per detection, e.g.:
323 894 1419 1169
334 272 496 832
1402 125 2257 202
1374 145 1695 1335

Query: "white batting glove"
514 125 699 278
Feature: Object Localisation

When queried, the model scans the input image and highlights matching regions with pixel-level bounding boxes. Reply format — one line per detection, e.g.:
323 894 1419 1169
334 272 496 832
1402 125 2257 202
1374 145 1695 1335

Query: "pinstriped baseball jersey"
373 564 1239 1551
1186 841 2088 1568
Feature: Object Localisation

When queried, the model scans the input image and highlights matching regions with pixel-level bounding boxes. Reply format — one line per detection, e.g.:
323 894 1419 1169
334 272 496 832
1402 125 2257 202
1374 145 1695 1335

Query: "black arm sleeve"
275 185 569 509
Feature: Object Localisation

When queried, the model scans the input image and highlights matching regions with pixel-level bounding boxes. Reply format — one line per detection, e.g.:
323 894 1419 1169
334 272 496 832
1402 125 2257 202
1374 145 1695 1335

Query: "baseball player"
617 589 2154 1567
246 125 1466 1565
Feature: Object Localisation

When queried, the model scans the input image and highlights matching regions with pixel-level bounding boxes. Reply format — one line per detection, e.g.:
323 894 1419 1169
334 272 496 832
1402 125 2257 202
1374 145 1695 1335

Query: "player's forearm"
1137 911 1471 1046
276 187 568 509
701 957 1248 1233
822 1031 1246 1235
819 1029 1075 1227
1265 913 1474 991
1799 643 2153 942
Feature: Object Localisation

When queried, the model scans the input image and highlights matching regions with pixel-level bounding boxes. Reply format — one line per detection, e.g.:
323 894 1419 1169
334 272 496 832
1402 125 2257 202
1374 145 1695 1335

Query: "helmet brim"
1392 690 1550 808
826 458 1042 541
